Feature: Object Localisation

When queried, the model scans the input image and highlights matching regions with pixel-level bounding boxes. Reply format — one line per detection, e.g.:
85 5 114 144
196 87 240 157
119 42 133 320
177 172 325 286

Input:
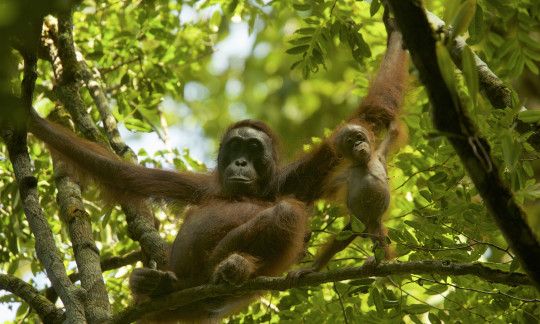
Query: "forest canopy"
0 0 539 323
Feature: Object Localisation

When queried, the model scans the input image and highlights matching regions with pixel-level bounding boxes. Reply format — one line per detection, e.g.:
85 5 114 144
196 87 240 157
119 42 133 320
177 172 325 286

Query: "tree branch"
49 108 111 323
425 11 540 151
112 260 532 323
75 47 137 158
387 0 540 290
0 274 64 324
53 14 112 148
3 44 87 324
40 15 169 270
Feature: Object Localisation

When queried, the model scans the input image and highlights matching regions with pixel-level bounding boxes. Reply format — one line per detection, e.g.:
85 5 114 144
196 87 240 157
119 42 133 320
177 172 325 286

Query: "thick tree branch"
0 274 64 324
49 109 111 323
387 0 540 290
426 11 540 150
2 48 87 324
76 48 138 158
112 260 532 323
53 15 111 148
74 45 169 269
40 15 169 270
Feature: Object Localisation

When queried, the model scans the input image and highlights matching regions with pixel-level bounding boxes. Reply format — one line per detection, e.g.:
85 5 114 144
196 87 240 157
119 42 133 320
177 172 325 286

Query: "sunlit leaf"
293 3 311 11
404 304 431 314
371 287 384 317
450 0 476 42
436 42 458 106
286 45 309 55
295 27 316 35
336 230 354 241
370 0 381 17
462 46 479 107
124 118 153 133
467 4 484 45
351 216 366 233
517 110 540 123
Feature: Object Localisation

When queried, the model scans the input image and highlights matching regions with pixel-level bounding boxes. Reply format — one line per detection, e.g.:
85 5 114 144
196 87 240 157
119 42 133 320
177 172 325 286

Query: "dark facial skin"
218 127 274 197
335 124 372 166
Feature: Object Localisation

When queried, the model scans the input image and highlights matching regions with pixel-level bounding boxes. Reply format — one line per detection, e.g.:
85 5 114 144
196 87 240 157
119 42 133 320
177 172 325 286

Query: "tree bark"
112 260 532 323
387 0 540 290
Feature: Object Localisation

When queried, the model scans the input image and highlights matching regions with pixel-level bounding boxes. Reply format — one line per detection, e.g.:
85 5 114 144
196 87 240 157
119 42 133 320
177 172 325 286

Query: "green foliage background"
1 0 540 323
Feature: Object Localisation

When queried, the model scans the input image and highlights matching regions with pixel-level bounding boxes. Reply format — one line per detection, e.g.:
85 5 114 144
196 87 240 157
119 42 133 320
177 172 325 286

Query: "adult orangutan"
25 8 408 324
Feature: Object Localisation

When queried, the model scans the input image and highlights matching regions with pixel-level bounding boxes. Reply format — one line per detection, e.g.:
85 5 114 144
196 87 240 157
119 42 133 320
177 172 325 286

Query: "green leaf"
420 189 432 202
518 110 540 123
488 32 505 47
495 39 516 60
443 0 461 24
428 172 448 184
523 161 534 177
404 220 423 230
209 10 222 32
293 3 311 11
286 45 309 54
467 4 484 45
290 59 304 70
387 228 403 242
462 46 479 107
312 46 325 65
372 287 384 317
295 27 316 35
525 58 539 74
124 118 153 132
450 0 476 41
338 24 349 44
351 216 366 233
101 206 113 227
409 315 424 324
374 248 385 262
336 230 354 241
429 312 442 324
356 33 371 57
289 36 312 45
423 284 448 295
402 228 419 245
370 0 381 17
518 31 540 50
404 304 431 314
436 43 458 107
304 18 319 25
349 286 370 296
493 295 511 310
509 258 520 273
523 48 540 61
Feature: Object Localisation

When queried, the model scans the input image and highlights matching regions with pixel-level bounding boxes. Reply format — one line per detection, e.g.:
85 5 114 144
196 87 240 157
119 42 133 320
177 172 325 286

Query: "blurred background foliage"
1 0 540 323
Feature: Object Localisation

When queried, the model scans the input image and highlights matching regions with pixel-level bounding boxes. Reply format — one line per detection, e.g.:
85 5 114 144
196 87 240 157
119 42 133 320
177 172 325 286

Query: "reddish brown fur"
348 30 408 133
28 111 341 322
29 109 215 204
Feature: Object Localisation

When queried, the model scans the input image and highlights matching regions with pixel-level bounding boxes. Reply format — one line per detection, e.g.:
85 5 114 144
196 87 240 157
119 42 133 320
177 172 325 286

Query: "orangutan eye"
248 140 261 152
229 139 241 151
